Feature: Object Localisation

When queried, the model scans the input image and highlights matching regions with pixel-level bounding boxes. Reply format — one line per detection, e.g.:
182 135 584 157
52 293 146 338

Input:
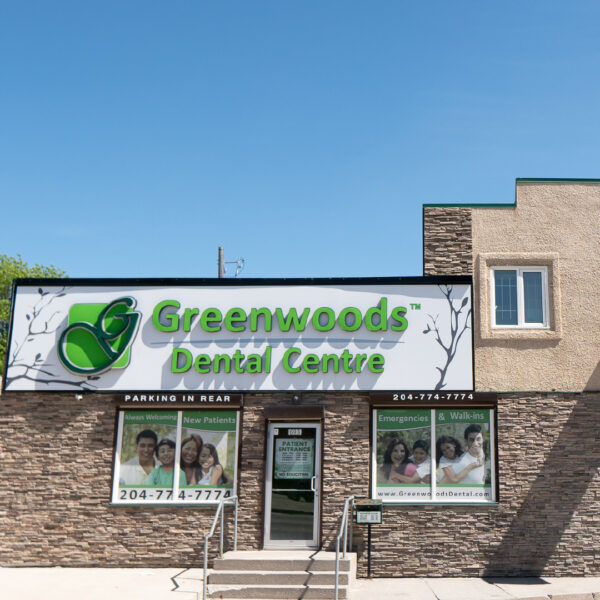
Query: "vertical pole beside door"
264 422 321 548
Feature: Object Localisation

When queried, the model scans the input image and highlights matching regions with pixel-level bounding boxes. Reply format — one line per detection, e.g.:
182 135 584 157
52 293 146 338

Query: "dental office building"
1 178 599 577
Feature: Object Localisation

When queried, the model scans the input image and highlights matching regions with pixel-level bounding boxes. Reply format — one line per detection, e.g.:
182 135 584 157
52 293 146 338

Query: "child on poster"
198 443 228 486
146 438 186 487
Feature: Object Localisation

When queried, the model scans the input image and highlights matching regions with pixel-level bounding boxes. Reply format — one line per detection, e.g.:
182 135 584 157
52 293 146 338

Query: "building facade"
421 179 600 575
1 179 598 577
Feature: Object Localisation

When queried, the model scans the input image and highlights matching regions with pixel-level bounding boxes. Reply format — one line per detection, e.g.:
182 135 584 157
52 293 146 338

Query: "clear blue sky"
2 1 599 279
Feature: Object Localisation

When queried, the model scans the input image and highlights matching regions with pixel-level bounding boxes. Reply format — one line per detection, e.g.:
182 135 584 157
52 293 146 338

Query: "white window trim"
490 266 549 329
371 406 497 505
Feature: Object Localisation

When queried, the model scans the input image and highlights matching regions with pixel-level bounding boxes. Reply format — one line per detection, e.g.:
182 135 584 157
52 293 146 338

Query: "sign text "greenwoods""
152 298 409 376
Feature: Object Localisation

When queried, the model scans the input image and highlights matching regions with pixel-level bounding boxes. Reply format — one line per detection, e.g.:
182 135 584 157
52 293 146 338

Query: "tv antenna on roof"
218 246 245 278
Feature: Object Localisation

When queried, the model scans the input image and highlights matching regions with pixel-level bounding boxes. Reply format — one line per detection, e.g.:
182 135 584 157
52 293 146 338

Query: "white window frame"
371 406 497 505
111 409 240 506
490 266 549 329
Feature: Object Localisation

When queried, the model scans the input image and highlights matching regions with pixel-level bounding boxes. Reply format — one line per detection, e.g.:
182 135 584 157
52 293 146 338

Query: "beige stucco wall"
472 181 600 391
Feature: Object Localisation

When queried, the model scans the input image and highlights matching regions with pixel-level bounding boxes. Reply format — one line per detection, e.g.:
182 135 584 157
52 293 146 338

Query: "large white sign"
3 281 473 392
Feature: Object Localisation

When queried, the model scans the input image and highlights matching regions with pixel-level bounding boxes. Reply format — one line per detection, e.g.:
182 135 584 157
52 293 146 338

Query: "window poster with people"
374 409 433 502
178 411 237 502
434 409 495 503
373 408 496 504
112 410 239 505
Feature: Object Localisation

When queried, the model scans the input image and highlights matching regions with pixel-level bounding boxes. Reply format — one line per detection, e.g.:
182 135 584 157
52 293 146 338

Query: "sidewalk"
352 576 600 599
1 567 599 600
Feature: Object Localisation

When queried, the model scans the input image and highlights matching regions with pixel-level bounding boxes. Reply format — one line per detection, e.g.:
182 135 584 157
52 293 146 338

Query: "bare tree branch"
6 287 76 388
4 372 96 390
423 285 472 390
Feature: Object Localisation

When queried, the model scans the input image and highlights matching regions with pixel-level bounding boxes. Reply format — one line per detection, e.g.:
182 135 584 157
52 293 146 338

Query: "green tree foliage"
0 254 66 375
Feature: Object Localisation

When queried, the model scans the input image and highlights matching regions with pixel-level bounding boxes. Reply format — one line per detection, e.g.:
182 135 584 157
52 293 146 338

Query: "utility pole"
218 246 226 278
218 246 245 278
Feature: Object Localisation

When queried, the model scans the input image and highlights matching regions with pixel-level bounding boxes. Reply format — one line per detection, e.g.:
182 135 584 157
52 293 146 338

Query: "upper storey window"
490 267 548 328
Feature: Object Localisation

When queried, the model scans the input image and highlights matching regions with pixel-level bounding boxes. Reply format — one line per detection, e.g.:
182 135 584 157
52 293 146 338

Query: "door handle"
311 475 317 492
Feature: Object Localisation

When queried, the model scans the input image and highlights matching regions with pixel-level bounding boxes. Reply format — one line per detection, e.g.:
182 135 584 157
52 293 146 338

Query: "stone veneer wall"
364 393 600 577
423 206 472 276
0 393 219 566
1 391 599 576
0 392 370 567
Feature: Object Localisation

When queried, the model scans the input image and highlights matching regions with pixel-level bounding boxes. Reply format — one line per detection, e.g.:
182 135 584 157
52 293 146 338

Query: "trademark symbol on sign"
410 303 421 310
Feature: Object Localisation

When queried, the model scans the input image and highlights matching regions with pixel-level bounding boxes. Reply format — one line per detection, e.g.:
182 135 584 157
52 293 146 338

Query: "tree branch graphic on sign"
423 285 471 390
5 287 97 390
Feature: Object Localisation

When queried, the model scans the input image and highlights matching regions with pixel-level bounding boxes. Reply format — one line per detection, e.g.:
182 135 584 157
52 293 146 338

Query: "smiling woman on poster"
436 435 464 483
180 434 203 485
378 437 417 484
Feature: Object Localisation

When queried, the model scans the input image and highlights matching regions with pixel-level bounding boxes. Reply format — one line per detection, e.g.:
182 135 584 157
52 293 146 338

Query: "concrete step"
212 550 353 573
207 584 347 599
207 550 355 600
212 560 352 572
208 570 349 586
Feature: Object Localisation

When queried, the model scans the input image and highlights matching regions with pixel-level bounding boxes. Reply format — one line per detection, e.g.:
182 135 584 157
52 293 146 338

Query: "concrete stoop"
207 550 356 600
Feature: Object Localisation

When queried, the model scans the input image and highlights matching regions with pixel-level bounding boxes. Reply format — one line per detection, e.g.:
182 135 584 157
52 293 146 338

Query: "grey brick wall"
423 207 472 276
1 392 599 577
0 394 219 566
359 393 600 577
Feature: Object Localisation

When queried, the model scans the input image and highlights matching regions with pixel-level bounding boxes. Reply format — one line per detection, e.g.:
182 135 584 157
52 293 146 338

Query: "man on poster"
451 424 485 485
119 429 159 485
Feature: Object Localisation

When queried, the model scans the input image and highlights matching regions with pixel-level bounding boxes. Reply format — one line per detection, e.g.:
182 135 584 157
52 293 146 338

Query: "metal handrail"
334 496 354 600
203 495 238 600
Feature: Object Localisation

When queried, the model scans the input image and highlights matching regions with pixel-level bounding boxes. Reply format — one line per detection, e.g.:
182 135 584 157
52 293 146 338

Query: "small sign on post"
355 499 382 578
355 499 383 524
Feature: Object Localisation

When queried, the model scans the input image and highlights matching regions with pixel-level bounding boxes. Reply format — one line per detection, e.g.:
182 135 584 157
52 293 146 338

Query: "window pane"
113 410 239 505
373 408 497 505
494 270 517 325
523 271 544 323
374 409 432 503
434 408 495 503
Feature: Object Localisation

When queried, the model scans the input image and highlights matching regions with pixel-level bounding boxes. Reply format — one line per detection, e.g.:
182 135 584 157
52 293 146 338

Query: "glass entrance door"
264 422 321 549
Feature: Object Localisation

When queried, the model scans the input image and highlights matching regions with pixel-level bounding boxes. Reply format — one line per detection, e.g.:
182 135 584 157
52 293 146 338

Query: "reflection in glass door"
264 422 321 548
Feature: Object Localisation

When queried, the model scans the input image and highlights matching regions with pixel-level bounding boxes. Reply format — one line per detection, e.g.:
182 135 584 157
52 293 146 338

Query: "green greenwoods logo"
58 297 141 375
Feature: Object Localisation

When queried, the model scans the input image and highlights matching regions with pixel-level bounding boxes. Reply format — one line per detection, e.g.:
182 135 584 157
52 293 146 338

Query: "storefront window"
372 407 496 504
112 409 239 505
